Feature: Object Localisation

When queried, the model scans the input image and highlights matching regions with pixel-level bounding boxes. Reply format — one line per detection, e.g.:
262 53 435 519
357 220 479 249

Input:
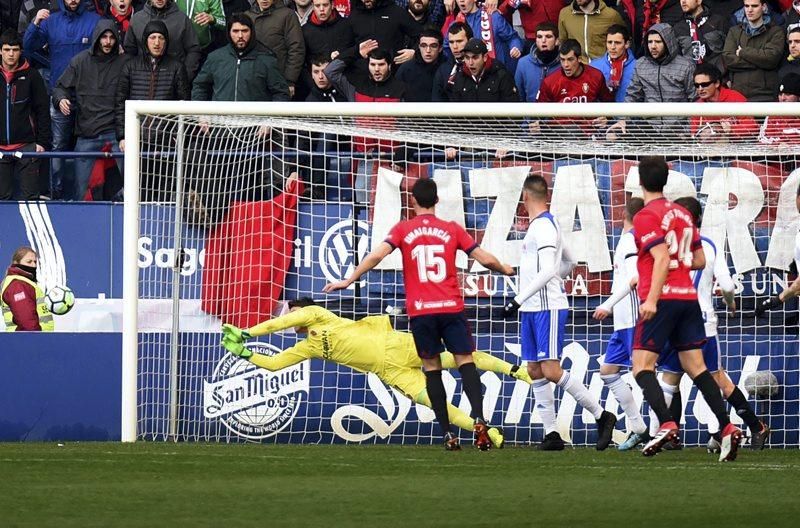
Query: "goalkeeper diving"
221 298 533 448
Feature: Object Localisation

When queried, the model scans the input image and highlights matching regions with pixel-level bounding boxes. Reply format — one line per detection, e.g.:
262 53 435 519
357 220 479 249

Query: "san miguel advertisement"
0 157 797 445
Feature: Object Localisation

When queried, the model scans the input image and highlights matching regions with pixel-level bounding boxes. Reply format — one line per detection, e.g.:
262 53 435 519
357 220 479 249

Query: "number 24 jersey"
633 198 702 302
385 214 478 317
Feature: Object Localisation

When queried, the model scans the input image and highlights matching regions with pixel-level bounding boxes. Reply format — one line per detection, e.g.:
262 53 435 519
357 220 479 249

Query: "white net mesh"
129 104 799 447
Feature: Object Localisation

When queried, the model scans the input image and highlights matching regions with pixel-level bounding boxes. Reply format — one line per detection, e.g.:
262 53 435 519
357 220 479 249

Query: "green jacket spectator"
192 14 290 101
176 0 225 49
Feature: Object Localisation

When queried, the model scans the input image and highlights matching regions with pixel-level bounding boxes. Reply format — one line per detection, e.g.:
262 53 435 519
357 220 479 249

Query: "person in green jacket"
176 0 226 51
191 12 290 101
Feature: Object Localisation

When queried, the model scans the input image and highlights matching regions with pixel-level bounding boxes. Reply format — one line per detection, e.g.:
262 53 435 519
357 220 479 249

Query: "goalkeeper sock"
636 370 674 427
693 370 730 429
601 373 646 434
458 362 485 421
531 378 557 434
424 369 451 435
558 370 603 420
727 386 761 434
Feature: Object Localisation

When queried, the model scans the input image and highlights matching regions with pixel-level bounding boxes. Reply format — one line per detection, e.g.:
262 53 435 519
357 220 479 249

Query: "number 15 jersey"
633 197 702 302
385 214 478 317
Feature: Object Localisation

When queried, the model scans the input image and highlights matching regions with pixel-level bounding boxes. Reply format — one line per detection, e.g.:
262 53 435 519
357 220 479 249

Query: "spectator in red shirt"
532 38 613 137
690 62 758 142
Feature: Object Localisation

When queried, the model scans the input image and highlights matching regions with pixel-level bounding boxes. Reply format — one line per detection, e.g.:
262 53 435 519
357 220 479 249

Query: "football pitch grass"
2 443 799 527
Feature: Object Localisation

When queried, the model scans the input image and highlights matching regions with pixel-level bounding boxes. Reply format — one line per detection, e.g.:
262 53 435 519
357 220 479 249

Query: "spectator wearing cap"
449 38 519 102
396 28 446 101
515 21 560 103
759 72 800 145
690 62 758 142
444 0 523 74
723 0 784 101
778 26 800 80
124 0 203 80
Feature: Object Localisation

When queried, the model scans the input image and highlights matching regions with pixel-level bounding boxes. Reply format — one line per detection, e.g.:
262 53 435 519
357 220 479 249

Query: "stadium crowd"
1 0 800 201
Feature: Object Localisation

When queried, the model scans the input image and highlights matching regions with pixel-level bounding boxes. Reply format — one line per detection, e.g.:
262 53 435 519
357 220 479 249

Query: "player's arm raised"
470 247 514 276
640 243 669 321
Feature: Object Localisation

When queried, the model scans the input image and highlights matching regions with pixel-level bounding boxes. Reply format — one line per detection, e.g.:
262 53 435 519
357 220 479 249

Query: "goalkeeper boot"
641 421 679 457
510 364 533 384
474 418 492 451
618 431 649 451
536 431 565 451
595 410 617 451
719 423 743 462
444 432 461 451
488 427 505 449
749 421 770 450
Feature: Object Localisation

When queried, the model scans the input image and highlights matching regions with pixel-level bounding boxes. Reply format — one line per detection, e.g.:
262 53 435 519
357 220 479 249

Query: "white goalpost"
122 101 800 446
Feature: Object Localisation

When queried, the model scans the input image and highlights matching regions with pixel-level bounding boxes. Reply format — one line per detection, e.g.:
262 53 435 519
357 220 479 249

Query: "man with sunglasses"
690 62 758 142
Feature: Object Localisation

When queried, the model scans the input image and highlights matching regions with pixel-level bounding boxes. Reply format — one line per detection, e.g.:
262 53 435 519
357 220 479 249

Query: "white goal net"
122 101 800 447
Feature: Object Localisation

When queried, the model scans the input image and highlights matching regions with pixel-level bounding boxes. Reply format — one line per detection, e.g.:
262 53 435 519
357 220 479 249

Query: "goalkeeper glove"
754 295 783 317
221 336 253 359
222 323 251 343
502 299 520 319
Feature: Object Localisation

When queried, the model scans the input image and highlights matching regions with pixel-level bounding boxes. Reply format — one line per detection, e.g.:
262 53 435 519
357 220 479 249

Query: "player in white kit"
659 197 770 450
503 174 618 450
592 197 650 450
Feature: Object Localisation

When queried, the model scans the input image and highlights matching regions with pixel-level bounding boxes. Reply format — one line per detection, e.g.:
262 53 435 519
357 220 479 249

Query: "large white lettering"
765 168 800 269
467 166 528 271
699 167 764 273
551 164 611 272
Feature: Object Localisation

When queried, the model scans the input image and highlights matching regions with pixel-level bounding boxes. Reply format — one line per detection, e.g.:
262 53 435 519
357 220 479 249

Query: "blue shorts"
660 335 721 374
409 311 475 359
521 309 568 362
602 327 634 368
633 299 706 353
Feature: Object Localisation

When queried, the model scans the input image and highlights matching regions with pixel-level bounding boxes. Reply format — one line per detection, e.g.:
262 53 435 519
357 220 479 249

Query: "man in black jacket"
53 19 128 200
396 27 446 101
348 0 419 64
302 0 354 61
673 0 730 73
450 38 519 102
0 29 50 200
115 19 189 201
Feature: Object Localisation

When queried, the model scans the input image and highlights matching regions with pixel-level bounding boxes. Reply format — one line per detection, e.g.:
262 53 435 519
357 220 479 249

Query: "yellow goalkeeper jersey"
246 306 418 375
